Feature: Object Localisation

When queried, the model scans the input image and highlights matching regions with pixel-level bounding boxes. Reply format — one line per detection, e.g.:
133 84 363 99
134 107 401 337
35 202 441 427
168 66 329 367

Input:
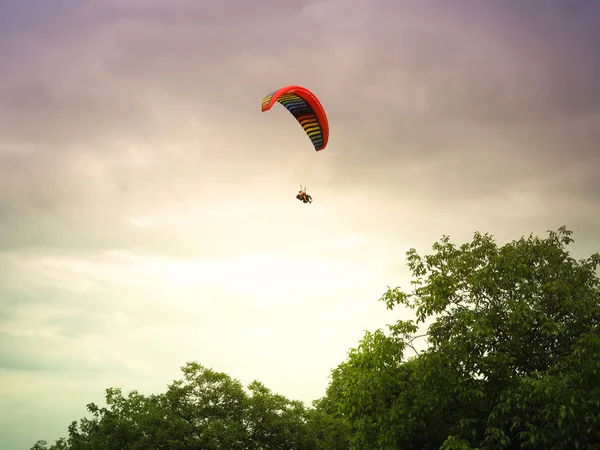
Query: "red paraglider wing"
261 85 329 151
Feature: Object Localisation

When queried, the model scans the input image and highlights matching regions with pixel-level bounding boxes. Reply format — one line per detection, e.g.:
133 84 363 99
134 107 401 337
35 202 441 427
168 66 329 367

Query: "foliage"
321 226 600 449
31 362 349 449
33 226 600 449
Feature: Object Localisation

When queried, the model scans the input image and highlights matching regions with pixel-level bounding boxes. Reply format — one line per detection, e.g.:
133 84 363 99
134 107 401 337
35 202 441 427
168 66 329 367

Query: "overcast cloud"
1 0 599 447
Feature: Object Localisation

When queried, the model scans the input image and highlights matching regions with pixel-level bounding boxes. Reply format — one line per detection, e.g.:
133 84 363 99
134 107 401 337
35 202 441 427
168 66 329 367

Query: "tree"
319 226 600 449
32 362 349 449
33 226 600 449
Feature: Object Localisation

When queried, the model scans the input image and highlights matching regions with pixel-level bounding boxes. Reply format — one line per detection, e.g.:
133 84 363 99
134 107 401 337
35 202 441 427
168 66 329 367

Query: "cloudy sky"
1 0 600 447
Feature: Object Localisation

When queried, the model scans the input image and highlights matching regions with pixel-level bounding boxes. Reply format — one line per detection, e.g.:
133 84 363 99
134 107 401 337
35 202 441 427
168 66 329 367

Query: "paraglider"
296 186 312 203
261 85 329 203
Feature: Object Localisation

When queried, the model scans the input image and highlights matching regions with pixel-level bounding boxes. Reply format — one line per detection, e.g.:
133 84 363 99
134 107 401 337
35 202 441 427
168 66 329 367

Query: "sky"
1 0 600 447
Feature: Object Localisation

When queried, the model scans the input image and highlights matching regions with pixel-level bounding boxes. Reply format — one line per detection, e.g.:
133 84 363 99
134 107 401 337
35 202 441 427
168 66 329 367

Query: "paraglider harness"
296 186 312 203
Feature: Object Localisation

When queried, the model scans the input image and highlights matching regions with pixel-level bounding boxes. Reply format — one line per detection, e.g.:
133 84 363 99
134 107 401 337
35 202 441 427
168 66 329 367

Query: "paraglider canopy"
261 85 329 151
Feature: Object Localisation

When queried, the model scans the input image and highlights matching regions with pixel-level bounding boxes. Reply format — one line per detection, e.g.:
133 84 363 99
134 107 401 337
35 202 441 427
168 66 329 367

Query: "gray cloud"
1 1 600 447
1 0 598 283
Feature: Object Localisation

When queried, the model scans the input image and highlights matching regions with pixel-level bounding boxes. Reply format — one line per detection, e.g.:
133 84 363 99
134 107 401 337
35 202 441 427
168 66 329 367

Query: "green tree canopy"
33 227 600 450
32 362 349 449
320 226 600 449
